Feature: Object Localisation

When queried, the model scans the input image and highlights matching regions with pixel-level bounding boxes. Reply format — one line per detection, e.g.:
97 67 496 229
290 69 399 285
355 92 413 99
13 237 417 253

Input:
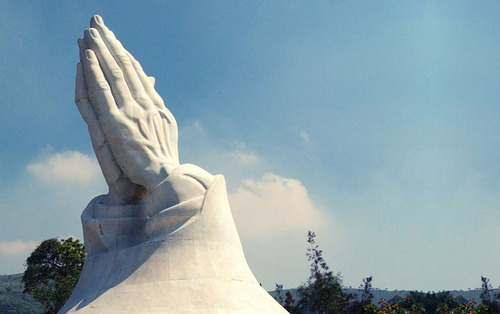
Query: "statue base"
59 175 286 313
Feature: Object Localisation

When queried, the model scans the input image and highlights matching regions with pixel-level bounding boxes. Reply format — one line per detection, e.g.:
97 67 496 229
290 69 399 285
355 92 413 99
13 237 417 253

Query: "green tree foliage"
275 283 285 305
401 291 459 312
347 276 375 313
380 302 412 314
377 287 497 314
22 238 86 314
480 276 493 304
297 231 350 313
435 294 472 313
478 276 500 313
274 232 500 314
360 276 374 305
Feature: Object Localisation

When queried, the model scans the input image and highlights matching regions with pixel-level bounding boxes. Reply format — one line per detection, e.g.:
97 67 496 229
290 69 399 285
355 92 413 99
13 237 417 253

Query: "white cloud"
226 140 259 165
228 150 259 165
0 240 37 256
0 240 38 275
0 150 107 275
26 151 100 184
229 173 325 238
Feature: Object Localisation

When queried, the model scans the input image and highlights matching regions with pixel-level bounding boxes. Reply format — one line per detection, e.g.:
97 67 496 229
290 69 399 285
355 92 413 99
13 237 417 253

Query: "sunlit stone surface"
59 15 286 313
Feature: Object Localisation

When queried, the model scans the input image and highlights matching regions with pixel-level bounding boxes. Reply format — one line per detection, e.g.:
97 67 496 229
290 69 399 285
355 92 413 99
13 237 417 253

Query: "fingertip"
148 76 156 87
91 14 104 27
89 28 100 39
85 49 96 60
77 37 86 52
84 28 100 43
84 29 91 41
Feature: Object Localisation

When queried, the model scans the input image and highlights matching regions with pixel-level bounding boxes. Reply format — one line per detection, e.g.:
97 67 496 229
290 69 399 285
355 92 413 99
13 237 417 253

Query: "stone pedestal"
59 174 286 313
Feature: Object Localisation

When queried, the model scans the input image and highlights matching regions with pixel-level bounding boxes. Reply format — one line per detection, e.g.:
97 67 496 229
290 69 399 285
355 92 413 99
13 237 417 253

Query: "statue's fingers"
89 127 123 189
162 117 179 163
81 49 137 163
81 49 120 118
89 16 179 161
75 63 92 124
76 65 123 187
122 51 179 159
125 50 178 137
124 51 165 109
90 15 151 105
84 28 133 109
78 37 88 63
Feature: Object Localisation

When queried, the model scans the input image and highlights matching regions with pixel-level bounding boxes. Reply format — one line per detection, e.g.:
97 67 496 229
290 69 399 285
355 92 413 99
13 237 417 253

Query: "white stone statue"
59 15 287 313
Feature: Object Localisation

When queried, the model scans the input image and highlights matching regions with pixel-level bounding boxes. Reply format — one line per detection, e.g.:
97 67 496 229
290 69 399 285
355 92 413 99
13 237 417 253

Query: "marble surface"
59 15 286 313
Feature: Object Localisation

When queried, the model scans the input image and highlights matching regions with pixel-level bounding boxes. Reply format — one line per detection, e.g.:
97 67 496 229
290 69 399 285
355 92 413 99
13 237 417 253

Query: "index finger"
81 48 120 118
90 15 149 103
84 28 133 108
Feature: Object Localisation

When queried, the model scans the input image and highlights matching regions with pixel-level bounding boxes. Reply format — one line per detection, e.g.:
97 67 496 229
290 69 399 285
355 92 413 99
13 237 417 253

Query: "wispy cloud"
0 240 39 275
26 151 100 184
229 172 325 238
228 150 259 165
298 129 310 143
178 120 269 187
0 240 38 256
0 150 106 275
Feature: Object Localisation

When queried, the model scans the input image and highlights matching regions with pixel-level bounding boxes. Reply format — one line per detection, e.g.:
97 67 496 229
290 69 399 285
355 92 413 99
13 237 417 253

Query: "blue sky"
1 1 499 292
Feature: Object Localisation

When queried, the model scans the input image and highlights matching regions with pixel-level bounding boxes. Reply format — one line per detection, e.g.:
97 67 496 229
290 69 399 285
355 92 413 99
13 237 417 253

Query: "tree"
297 231 349 313
347 276 375 313
360 276 374 305
284 290 298 313
479 276 500 313
480 276 493 305
274 283 298 313
22 238 86 314
275 283 285 305
402 291 455 313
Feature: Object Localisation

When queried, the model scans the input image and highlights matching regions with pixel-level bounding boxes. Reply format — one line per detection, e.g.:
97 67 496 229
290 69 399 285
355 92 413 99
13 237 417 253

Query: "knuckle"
134 95 152 103
115 54 131 65
132 60 142 70
110 69 124 80
96 80 110 90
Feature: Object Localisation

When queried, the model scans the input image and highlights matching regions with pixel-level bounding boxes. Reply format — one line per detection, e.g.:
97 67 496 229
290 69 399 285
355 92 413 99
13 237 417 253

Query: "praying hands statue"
75 14 211 208
60 15 286 313
75 15 216 251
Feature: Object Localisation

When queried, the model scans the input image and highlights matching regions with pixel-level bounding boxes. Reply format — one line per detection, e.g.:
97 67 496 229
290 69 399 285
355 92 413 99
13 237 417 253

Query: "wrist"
106 184 149 206
142 160 180 192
